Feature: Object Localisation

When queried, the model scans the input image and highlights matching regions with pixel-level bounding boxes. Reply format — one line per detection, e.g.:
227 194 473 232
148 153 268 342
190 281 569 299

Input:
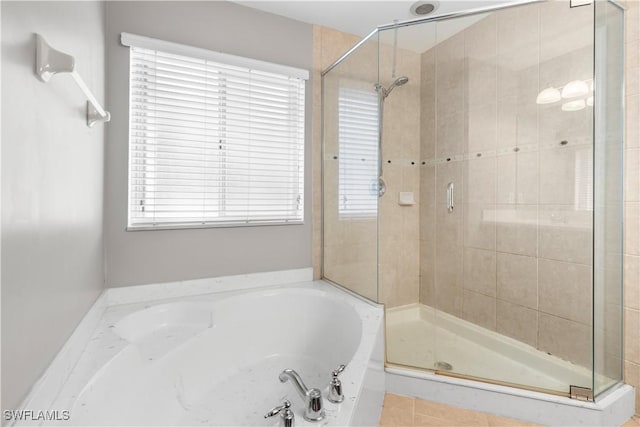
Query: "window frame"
122 33 309 231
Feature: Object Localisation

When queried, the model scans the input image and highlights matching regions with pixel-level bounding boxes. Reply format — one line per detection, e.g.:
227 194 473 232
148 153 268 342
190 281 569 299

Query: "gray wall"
105 1 313 287
1 1 105 411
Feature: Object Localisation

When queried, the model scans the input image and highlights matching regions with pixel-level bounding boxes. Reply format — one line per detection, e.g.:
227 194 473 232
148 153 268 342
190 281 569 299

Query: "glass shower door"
593 0 625 397
430 0 596 394
322 33 380 301
322 0 625 400
379 0 598 395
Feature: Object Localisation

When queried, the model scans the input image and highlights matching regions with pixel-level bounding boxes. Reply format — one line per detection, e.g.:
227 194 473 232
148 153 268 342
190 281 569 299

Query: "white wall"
0 0 313 410
104 1 313 287
1 1 106 411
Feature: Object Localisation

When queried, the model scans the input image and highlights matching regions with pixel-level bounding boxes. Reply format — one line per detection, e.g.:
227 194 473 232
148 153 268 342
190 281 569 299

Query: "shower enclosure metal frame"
321 0 540 77
321 0 625 402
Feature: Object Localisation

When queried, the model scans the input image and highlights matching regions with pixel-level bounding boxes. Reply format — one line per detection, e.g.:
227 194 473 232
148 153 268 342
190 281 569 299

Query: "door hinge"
570 385 594 402
570 0 592 7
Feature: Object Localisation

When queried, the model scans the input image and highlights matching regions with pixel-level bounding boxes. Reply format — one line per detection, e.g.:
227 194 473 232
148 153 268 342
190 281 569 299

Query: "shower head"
389 76 409 92
377 76 409 99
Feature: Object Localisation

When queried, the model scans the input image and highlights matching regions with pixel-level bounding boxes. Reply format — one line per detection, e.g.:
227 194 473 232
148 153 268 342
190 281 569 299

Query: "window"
123 33 307 229
338 86 379 218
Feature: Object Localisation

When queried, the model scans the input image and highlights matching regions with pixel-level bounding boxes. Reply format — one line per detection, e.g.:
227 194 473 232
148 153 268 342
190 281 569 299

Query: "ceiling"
235 0 518 52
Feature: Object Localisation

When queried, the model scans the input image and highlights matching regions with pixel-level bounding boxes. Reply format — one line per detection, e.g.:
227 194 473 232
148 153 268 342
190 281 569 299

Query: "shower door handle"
447 182 454 213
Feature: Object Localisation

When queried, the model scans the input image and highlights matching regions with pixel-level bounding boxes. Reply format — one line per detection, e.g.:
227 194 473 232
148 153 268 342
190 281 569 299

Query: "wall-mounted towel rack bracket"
35 34 110 127
86 102 110 127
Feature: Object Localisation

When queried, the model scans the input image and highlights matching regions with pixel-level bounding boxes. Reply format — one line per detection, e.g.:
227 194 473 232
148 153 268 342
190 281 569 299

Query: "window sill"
126 220 304 232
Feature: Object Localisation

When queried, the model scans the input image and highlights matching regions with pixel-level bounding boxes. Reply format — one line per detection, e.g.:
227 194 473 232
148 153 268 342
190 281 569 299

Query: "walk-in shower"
322 0 625 404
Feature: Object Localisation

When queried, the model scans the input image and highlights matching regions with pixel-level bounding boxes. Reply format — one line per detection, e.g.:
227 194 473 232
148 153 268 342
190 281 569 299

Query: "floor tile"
622 415 640 427
487 414 538 426
380 393 415 426
414 412 464 426
379 393 541 427
414 399 490 426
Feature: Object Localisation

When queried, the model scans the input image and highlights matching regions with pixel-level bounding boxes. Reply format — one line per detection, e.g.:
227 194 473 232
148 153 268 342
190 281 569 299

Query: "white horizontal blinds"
128 45 305 228
338 87 379 218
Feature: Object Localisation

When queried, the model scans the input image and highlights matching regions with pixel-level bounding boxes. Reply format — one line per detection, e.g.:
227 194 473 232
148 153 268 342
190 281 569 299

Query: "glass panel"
376 23 436 370
380 0 598 394
322 0 624 399
322 34 380 301
593 0 625 397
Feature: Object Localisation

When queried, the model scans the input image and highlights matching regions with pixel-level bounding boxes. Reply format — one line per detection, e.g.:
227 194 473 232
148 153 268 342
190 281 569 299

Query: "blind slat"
338 87 379 218
128 44 305 228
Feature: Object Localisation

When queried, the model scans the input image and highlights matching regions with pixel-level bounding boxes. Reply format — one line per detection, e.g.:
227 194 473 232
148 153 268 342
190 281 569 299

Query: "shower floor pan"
386 303 592 392
385 304 635 426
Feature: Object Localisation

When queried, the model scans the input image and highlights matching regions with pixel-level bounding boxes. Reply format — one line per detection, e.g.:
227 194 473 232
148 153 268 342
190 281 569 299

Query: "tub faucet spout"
279 369 324 422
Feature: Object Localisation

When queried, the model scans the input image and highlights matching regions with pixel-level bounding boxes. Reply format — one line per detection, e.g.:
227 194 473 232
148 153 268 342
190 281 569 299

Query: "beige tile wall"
316 26 379 300
314 25 421 307
377 31 422 307
312 26 380 287
624 0 640 416
312 26 372 282
419 2 597 370
312 0 639 411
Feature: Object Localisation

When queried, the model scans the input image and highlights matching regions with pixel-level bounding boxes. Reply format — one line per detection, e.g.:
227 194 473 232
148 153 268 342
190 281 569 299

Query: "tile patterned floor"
623 415 640 427
379 393 640 427
379 393 538 426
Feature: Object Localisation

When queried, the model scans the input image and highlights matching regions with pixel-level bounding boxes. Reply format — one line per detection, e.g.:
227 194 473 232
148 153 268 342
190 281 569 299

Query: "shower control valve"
328 364 346 403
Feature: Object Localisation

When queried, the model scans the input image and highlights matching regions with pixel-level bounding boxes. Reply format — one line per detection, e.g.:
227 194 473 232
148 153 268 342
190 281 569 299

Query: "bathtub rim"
13 268 385 427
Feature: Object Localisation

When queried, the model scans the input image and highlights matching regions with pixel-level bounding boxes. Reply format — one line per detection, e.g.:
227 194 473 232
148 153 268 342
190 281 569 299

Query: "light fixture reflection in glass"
562 99 586 111
587 96 594 107
536 87 562 104
561 80 589 99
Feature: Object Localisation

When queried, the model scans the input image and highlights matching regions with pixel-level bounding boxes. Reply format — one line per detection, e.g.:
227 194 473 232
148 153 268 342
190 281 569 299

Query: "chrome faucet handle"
328 364 346 403
264 400 294 427
264 400 290 418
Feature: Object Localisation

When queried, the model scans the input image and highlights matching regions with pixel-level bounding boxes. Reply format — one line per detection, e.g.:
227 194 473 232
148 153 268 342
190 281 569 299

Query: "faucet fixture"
328 364 346 403
279 369 324 422
264 400 294 427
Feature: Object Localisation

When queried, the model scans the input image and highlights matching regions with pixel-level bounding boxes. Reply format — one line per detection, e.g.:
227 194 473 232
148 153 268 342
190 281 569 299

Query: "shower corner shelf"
35 34 110 128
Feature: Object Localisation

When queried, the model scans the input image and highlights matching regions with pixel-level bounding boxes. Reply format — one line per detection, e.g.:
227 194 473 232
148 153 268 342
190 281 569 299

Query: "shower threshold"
384 304 635 426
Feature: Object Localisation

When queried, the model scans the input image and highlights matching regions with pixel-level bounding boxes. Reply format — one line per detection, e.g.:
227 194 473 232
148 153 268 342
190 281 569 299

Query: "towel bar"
35 34 110 128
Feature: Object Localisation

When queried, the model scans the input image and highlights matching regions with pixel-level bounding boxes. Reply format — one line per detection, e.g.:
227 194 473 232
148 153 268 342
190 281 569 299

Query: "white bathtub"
16 275 385 426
